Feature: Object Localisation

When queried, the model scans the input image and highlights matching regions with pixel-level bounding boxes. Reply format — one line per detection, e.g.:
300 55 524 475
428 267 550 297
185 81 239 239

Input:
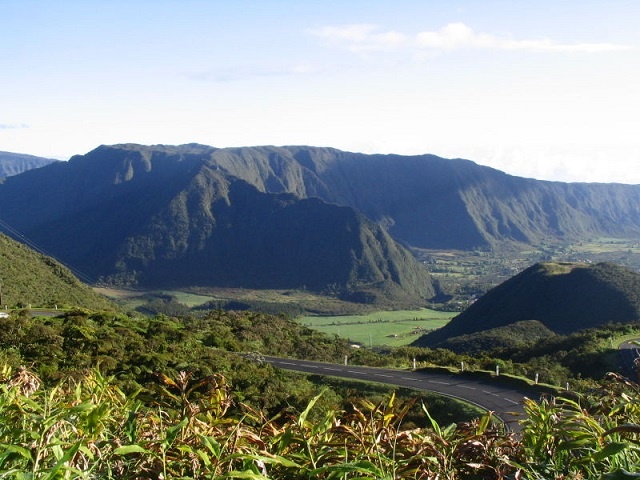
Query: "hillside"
0 145 434 305
2 143 640 303
168 145 640 250
3 145 640 253
4 309 640 479
414 262 640 347
429 320 558 354
0 233 115 310
0 151 58 178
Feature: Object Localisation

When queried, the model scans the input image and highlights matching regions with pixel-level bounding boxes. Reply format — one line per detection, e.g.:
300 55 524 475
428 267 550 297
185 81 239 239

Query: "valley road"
619 340 640 381
260 356 551 433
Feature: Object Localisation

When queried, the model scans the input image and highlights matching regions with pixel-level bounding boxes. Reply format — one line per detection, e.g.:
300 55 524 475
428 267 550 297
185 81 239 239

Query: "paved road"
261 356 548 432
619 340 640 381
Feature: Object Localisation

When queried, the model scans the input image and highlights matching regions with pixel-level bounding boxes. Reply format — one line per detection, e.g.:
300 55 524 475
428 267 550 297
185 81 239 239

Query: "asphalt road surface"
619 340 640 381
260 356 550 433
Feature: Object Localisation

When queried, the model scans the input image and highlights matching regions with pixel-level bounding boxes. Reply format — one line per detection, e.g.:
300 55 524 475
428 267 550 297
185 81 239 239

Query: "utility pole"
0 279 3 307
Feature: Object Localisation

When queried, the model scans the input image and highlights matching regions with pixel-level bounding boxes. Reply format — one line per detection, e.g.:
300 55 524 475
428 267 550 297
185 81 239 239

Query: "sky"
1 0 639 183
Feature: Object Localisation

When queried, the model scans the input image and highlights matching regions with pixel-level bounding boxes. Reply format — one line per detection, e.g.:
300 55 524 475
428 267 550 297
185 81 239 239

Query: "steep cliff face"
0 151 58 178
2 143 640 302
202 146 640 249
0 144 435 305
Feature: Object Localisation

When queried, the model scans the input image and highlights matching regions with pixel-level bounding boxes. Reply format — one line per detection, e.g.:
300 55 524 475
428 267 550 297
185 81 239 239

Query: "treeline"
194 299 306 318
0 309 345 411
1 307 640 476
0 309 478 425
402 324 639 388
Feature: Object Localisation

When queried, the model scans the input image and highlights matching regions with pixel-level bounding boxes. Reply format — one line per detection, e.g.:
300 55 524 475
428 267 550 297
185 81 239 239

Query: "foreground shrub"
519 373 640 479
1 364 640 479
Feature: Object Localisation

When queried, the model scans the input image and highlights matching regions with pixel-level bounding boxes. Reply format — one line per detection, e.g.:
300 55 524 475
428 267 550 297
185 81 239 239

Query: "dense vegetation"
0 309 480 427
1 362 640 478
0 234 115 311
416 262 640 347
406 323 640 388
0 281 639 477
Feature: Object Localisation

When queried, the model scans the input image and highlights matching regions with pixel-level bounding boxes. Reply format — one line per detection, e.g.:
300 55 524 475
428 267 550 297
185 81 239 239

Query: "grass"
97 286 394 315
298 308 455 347
95 287 219 310
612 330 640 348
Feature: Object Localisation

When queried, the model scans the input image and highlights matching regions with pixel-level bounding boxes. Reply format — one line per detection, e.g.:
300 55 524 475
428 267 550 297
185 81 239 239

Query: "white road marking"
483 390 500 397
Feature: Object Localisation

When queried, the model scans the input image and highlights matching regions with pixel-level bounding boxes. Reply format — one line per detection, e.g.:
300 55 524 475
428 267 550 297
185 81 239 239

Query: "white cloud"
314 22 632 54
0 123 29 130
312 24 408 52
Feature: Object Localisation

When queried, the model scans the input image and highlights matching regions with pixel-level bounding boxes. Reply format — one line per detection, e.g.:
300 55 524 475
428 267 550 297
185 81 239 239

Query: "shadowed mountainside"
0 145 434 305
197 145 640 250
0 151 58 178
2 143 640 303
414 262 640 348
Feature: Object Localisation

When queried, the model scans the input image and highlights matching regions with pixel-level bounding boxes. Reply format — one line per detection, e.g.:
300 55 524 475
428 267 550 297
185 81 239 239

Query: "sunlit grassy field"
298 308 455 347
96 287 454 346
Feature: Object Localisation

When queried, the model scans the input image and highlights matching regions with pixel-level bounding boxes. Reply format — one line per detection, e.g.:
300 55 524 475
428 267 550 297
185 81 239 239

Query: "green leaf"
198 434 222 459
421 403 441 436
124 404 141 444
164 417 188 448
0 444 33 463
42 441 81 480
68 401 94 413
247 453 300 469
309 459 385 477
592 442 631 462
221 471 270 479
113 444 151 455
476 411 492 435
298 389 325 427
78 445 95 462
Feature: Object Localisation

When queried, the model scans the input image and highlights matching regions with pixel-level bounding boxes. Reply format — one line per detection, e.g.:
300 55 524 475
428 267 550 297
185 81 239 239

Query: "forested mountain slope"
2 143 640 302
200 145 640 249
0 151 58 178
0 233 115 310
415 262 640 347
0 144 433 305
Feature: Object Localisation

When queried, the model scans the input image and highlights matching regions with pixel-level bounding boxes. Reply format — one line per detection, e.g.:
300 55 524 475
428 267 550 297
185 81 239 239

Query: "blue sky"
2 0 639 183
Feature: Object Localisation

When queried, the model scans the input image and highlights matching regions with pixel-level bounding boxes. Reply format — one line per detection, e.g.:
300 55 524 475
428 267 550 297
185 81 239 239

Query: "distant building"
0 312 9 318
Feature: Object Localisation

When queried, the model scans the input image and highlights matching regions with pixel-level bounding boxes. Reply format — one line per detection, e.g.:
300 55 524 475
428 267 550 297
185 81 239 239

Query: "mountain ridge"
414 261 640 348
0 144 435 305
0 151 58 178
1 143 640 303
